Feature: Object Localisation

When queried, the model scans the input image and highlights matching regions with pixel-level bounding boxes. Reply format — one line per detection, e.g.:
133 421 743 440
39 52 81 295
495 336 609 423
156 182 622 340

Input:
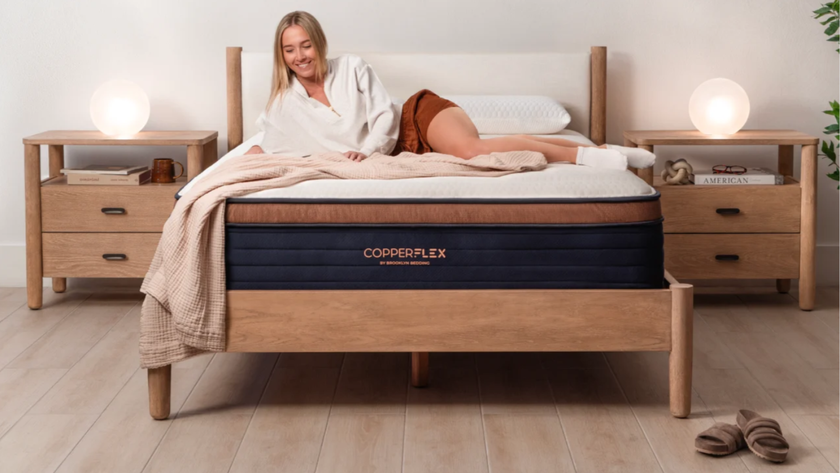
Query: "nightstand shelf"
23 130 218 309
624 129 818 311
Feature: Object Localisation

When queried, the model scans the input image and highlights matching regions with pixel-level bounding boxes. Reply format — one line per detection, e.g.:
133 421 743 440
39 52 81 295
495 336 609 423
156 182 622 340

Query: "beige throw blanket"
139 151 546 368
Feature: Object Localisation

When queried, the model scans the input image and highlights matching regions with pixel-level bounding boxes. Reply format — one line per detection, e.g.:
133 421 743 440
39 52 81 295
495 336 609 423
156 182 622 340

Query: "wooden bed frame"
147 46 693 420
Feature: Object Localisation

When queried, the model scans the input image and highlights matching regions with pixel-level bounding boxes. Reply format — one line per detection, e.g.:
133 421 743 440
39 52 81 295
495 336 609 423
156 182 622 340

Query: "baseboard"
0 242 838 287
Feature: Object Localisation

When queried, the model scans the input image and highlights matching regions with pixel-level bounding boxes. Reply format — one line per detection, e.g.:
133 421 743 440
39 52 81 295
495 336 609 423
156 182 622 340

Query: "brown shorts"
391 89 459 155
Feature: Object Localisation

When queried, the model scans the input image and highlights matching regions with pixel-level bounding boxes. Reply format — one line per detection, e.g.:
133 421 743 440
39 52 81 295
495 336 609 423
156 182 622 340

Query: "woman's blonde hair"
266 11 329 110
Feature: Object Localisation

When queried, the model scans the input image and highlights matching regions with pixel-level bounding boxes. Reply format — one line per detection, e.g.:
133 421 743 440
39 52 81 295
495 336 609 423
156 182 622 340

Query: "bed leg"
411 352 429 388
148 365 172 420
776 279 791 294
669 283 693 418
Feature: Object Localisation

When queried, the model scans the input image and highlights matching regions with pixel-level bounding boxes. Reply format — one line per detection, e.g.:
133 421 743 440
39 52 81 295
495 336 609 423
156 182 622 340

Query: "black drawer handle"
101 208 126 215
102 254 127 261
716 208 741 215
715 254 740 261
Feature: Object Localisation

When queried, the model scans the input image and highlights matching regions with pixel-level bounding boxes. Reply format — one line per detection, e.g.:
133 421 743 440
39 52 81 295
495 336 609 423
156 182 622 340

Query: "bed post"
148 365 172 420
226 46 244 152
589 46 607 146
411 352 429 387
668 282 693 418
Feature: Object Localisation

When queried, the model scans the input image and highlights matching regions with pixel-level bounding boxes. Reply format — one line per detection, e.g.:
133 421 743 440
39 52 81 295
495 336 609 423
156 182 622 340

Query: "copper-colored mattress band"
225 200 662 225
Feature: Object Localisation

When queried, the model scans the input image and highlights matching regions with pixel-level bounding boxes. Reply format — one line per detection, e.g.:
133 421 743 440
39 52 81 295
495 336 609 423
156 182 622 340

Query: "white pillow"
442 95 571 135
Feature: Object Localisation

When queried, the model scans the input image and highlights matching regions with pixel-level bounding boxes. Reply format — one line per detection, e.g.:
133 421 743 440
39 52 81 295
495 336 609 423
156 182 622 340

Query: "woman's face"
282 25 317 81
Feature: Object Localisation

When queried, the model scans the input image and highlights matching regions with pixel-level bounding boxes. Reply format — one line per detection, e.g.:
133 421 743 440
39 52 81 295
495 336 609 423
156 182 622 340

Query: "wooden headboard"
225 46 607 151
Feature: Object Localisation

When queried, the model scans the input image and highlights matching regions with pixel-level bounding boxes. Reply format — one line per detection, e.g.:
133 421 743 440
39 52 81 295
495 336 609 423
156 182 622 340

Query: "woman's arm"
354 57 399 157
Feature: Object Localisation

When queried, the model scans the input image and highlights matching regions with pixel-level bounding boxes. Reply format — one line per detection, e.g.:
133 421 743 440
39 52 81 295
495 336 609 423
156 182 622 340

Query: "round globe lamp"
688 78 750 136
90 80 150 137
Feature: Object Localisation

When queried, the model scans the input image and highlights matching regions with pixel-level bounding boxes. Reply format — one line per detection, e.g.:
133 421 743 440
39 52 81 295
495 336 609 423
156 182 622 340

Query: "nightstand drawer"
664 234 799 279
41 178 180 232
42 233 159 278
658 184 800 233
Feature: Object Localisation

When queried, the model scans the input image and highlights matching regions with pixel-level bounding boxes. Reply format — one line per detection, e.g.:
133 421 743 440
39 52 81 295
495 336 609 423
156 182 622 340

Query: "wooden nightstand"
623 130 819 311
23 130 218 309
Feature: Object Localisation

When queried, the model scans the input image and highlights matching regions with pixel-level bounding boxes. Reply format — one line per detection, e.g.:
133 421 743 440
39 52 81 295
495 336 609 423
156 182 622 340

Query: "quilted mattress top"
224 163 656 202
177 131 656 203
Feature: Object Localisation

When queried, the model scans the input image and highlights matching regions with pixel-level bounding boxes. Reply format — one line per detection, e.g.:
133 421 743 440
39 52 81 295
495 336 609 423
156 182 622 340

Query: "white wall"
1 0 838 285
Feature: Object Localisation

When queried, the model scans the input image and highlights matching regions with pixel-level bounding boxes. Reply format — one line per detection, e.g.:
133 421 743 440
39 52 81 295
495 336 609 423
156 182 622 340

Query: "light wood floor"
0 283 836 473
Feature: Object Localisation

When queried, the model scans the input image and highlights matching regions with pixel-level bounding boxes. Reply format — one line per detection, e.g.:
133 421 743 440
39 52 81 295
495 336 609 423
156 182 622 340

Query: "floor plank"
483 414 575 473
55 357 212 473
8 293 138 369
315 414 405 473
0 414 97 473
0 291 89 369
478 356 555 416
606 352 750 473
331 356 407 416
738 294 839 370
142 353 277 473
404 365 489 473
29 328 141 415
0 368 66 438
695 294 770 334
693 368 836 473
720 332 838 415
277 352 345 369
541 351 609 369
811 287 839 332
547 367 664 473
789 415 840 472
0 288 26 324
693 313 744 370
229 366 340 473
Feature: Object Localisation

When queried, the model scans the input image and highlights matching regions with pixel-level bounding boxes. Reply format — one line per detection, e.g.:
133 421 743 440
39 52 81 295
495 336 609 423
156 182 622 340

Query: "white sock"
575 147 628 170
606 144 656 168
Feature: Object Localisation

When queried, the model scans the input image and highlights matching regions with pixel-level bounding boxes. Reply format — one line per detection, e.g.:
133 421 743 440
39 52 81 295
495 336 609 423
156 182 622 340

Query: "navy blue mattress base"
225 221 664 290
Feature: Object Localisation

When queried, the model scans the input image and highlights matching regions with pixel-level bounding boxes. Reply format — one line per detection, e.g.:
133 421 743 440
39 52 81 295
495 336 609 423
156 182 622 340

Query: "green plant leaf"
815 5 831 15
822 140 837 160
826 20 839 35
827 168 839 182
827 124 840 134
830 34 840 41
822 16 835 25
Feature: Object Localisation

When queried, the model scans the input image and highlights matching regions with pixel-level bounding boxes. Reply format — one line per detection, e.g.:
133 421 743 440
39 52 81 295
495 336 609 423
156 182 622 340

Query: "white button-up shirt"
259 54 400 157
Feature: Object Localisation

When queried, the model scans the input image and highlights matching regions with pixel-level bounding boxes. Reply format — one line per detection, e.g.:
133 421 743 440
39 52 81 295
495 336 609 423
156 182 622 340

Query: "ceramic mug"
151 158 184 183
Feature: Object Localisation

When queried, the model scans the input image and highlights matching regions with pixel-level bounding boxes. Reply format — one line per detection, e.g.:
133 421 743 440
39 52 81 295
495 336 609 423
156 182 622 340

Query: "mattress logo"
364 248 446 265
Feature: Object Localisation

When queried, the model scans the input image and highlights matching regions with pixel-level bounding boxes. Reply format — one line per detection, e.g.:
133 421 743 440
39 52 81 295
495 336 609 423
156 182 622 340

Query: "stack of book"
60 165 151 186
691 167 784 186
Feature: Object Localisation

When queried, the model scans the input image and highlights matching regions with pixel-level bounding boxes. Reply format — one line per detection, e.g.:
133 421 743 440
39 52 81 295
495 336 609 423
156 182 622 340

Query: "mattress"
222 165 663 290
181 134 664 290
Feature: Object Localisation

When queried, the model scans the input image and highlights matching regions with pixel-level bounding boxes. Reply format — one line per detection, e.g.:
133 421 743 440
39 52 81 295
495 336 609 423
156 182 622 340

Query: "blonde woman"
247 11 655 170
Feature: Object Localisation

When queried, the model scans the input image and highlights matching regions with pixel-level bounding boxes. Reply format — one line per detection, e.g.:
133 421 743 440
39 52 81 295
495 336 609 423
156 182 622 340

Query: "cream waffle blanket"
139 150 546 368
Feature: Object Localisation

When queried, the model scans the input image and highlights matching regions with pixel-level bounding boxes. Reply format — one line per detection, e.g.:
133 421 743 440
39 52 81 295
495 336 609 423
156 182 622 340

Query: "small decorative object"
688 78 750 135
90 80 150 137
151 158 184 183
661 158 693 185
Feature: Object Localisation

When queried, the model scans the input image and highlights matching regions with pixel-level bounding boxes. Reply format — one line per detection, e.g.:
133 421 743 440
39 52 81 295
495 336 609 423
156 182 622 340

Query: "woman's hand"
343 151 368 162
245 145 265 155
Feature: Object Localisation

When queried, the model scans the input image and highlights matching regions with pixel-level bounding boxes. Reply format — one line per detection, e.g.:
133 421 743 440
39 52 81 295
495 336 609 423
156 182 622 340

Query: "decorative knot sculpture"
660 158 693 185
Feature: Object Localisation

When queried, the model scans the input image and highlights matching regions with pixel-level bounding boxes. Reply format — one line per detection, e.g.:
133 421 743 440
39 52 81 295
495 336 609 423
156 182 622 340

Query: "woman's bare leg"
513 134 603 149
426 108 579 163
